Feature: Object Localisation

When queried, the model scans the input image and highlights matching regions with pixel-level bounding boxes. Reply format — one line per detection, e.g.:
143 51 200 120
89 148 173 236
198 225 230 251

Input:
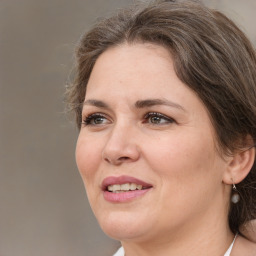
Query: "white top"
113 234 238 256
224 233 238 256
113 247 124 256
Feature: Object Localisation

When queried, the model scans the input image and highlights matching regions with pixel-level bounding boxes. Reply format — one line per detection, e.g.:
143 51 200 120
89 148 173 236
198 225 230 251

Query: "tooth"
130 183 136 190
113 184 121 191
108 185 113 191
120 183 130 190
137 185 142 190
107 183 145 192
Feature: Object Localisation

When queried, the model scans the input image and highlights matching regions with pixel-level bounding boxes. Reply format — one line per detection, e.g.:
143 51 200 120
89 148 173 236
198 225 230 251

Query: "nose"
102 123 140 165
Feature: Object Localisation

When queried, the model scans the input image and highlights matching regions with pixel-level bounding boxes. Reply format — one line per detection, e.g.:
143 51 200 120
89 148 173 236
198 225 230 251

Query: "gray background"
0 0 255 256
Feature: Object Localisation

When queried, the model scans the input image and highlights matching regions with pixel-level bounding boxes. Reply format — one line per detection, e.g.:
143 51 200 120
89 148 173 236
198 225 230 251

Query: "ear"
222 146 255 185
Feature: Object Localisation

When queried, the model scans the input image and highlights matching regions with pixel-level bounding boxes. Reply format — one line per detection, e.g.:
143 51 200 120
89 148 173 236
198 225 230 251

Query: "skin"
76 43 256 256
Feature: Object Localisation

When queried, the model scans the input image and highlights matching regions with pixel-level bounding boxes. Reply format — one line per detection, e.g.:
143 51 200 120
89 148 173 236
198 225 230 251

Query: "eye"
143 112 175 125
82 113 110 126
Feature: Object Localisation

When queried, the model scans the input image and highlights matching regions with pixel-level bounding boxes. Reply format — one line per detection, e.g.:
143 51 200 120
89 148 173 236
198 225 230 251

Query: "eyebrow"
83 98 186 112
83 99 110 109
135 98 186 112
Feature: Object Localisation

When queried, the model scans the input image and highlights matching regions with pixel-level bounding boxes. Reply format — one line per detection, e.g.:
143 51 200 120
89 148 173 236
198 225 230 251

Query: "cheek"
147 131 218 189
75 134 102 185
146 135 224 228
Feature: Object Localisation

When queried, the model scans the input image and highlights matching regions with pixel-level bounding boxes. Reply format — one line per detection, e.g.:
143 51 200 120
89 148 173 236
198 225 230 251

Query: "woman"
67 0 256 255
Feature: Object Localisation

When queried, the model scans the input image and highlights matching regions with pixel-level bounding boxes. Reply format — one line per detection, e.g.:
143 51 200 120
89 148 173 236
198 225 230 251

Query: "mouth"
102 175 153 202
107 183 146 193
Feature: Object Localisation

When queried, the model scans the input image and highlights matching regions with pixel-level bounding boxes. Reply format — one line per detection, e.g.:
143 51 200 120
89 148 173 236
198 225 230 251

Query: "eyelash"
82 113 109 126
81 112 175 126
143 112 175 125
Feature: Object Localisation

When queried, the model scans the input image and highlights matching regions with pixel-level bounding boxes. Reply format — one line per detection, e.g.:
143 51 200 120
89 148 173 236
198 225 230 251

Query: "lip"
102 175 153 203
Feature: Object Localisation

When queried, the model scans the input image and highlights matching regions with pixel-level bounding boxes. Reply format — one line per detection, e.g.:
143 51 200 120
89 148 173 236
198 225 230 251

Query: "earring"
231 183 240 204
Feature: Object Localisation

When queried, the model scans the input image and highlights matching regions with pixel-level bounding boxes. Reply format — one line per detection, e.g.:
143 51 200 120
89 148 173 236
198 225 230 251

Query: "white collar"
224 233 238 256
113 247 124 256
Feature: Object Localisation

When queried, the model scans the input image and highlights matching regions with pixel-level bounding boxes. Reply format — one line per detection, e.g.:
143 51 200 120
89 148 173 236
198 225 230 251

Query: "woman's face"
76 43 229 242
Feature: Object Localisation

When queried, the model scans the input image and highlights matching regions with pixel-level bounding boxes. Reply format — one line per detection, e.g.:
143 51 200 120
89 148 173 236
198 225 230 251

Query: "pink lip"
102 175 153 203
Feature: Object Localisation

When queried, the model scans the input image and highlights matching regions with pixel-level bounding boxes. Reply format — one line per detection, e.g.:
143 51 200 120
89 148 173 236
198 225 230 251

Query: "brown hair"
66 0 256 234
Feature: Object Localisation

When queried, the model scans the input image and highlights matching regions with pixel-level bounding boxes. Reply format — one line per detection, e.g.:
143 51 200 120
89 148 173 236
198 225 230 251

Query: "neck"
121 207 234 256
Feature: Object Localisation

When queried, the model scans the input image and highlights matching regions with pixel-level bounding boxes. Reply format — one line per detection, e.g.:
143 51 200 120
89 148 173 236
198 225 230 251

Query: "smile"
108 183 144 193
102 176 153 202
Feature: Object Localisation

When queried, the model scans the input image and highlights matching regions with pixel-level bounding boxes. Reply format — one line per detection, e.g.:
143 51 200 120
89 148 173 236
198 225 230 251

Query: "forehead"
86 43 180 96
86 43 211 118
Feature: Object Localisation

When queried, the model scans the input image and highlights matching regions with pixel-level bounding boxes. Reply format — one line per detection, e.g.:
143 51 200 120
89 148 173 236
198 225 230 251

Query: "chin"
96 210 152 241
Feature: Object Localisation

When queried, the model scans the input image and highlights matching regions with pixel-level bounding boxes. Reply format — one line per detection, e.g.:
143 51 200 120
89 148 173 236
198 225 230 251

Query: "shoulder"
232 235 256 256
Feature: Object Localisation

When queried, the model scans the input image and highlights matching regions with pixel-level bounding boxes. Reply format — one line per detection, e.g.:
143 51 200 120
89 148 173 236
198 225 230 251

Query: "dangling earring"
231 183 240 204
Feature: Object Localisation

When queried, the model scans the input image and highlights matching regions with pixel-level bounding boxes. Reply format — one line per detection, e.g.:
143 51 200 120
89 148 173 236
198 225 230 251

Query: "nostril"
118 157 130 161
102 144 140 165
104 157 111 164
103 156 131 165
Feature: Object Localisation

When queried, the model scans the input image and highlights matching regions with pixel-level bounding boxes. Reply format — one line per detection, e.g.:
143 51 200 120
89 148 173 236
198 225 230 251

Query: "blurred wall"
0 1 255 256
